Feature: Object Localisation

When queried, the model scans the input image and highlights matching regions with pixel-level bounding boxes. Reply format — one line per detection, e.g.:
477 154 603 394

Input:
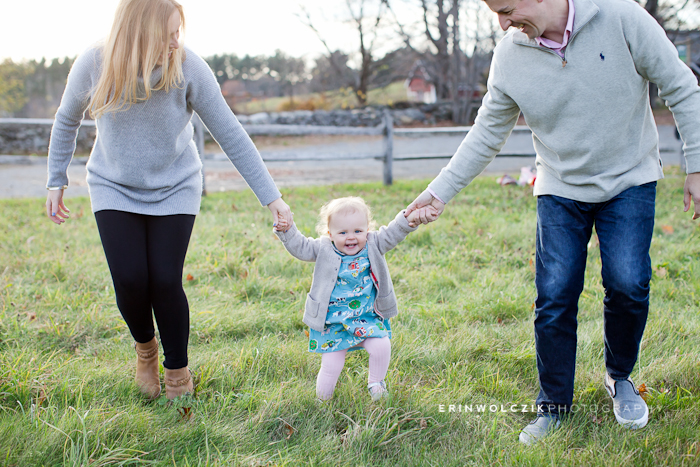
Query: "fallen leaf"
497 317 503 325
26 312 36 321
528 258 536 274
240 270 248 279
231 203 238 211
186 274 194 281
420 418 428 429
283 421 294 440
637 383 649 401
591 414 604 424
655 267 668 278
177 406 193 421
661 225 674 235
304 330 310 338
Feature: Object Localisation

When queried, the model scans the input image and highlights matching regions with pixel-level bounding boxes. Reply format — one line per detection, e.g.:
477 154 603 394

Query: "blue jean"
534 182 656 413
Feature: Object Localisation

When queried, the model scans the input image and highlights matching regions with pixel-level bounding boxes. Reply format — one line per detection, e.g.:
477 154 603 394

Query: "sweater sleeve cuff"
395 210 419 232
273 222 298 241
427 187 446 204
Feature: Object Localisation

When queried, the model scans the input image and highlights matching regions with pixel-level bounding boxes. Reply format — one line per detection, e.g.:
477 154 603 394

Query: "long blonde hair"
316 197 377 236
90 0 186 118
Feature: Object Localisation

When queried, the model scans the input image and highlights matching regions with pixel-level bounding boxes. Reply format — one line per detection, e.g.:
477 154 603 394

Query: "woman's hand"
46 189 70 225
267 197 293 231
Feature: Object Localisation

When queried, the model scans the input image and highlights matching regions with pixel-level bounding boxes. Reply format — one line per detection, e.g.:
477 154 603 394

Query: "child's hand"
407 206 440 228
274 212 290 231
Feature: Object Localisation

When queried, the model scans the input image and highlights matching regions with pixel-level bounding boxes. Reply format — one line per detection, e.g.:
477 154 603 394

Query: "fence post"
383 109 394 186
192 113 207 196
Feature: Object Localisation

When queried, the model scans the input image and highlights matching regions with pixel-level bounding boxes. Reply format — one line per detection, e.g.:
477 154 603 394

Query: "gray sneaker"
519 414 561 445
604 373 649 429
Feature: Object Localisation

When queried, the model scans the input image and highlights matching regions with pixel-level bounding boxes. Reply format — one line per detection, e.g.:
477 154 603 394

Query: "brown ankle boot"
164 367 193 400
134 337 161 400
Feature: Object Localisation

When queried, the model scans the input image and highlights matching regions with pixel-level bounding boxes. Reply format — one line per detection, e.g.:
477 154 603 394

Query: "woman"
45 0 292 400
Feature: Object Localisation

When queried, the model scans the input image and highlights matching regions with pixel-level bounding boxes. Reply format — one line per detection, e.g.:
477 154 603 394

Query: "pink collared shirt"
536 0 575 58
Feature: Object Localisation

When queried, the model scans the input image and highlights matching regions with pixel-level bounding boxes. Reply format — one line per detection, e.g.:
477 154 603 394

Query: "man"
405 0 700 445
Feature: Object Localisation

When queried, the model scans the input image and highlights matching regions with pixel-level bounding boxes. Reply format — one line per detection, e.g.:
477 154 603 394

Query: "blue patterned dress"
308 247 391 353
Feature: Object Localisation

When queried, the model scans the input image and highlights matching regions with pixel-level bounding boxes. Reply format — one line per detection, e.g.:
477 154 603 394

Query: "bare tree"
453 0 501 123
421 0 454 100
389 0 498 123
299 0 390 106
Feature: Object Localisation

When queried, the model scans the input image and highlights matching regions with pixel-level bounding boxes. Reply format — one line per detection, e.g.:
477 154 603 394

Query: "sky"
1 0 412 63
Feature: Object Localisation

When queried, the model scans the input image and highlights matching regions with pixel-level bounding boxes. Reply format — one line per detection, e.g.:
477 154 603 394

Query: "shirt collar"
536 0 575 49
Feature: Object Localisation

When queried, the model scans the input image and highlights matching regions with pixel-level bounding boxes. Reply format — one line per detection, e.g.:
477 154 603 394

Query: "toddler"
274 197 428 401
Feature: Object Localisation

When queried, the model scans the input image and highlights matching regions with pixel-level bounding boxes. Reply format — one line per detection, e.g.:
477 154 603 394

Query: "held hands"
406 206 441 228
274 212 290 231
405 190 445 227
268 197 293 231
46 190 70 225
683 172 700 220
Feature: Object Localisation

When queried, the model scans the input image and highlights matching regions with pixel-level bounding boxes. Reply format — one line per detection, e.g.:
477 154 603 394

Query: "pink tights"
316 336 391 400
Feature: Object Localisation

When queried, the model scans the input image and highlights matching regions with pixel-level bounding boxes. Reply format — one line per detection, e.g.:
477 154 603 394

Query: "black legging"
95 210 196 369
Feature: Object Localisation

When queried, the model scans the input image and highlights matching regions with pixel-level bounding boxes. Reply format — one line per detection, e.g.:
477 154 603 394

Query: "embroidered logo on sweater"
600 52 605 61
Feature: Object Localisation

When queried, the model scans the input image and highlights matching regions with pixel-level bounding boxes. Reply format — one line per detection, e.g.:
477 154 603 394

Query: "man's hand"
406 206 441 228
683 172 700 220
405 190 445 226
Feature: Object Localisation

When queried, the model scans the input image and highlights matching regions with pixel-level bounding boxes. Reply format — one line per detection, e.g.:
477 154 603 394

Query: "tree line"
1 0 697 123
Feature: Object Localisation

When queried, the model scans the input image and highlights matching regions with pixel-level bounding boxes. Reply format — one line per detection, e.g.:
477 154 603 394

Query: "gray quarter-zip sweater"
47 46 280 215
274 211 417 332
429 0 700 204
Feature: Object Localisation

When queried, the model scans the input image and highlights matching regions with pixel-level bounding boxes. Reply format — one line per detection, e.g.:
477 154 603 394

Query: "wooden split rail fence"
193 109 536 189
1 113 537 191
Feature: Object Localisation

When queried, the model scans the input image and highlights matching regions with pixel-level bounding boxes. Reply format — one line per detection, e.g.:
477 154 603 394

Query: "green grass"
1 169 699 466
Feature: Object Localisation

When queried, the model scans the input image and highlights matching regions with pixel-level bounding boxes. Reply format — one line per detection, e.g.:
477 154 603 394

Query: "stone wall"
0 118 97 155
237 103 453 127
0 103 456 155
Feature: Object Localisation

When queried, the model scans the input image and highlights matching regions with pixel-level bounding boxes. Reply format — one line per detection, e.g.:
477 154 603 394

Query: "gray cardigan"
48 46 281 215
429 0 700 204
274 211 418 332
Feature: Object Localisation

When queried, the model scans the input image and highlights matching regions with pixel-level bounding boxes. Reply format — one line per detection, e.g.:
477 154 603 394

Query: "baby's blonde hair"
315 196 377 236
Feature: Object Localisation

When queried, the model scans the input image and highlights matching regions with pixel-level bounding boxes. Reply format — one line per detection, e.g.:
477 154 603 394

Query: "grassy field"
234 82 409 115
0 170 699 466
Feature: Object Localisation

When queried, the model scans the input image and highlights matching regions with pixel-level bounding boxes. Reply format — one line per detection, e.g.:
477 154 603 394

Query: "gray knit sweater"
47 47 281 215
429 0 700 204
